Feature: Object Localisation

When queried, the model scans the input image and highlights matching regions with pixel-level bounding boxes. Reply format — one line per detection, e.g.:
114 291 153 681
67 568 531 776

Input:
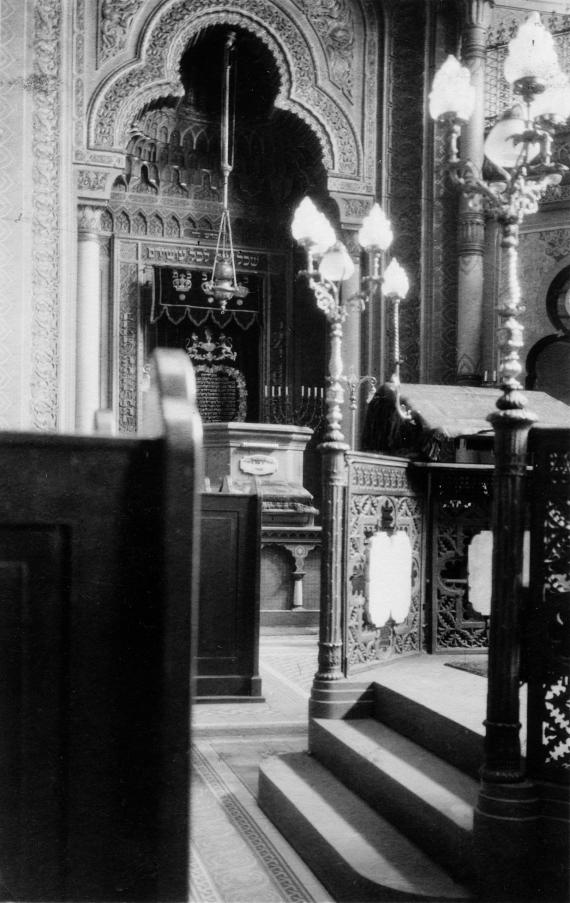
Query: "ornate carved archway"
85 0 380 197
74 0 382 433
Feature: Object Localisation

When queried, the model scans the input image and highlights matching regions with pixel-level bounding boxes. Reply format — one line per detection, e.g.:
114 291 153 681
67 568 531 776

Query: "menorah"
263 385 325 430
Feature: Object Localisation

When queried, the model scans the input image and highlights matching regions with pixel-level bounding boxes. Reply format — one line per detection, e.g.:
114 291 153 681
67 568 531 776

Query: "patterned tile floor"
191 632 332 903
190 635 511 903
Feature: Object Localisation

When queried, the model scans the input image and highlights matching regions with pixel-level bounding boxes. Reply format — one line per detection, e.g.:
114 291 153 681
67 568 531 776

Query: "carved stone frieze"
337 194 375 224
98 0 144 67
118 261 139 433
31 0 62 431
119 240 138 261
540 228 570 264
77 169 109 193
299 0 355 101
74 0 85 147
78 204 102 236
141 242 264 271
350 459 411 493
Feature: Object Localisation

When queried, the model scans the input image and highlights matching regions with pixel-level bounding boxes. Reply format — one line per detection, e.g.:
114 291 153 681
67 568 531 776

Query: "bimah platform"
362 381 570 461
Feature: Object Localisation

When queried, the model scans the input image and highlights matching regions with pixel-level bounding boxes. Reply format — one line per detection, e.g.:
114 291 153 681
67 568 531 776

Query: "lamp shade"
429 55 476 122
484 111 541 170
532 78 570 123
357 203 393 252
291 197 336 256
382 258 409 299
504 12 562 89
319 242 355 283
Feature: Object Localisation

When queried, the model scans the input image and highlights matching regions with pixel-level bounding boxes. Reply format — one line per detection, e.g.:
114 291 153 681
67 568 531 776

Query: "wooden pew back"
0 349 202 902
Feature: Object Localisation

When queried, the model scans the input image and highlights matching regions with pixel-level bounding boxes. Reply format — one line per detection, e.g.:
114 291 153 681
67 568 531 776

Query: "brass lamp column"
431 13 569 896
291 199 406 697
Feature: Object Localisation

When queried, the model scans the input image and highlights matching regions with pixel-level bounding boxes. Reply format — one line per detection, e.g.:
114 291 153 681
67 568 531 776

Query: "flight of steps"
258 679 483 902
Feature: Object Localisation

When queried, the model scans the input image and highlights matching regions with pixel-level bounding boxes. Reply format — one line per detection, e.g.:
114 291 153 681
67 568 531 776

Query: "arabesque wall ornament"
31 0 63 431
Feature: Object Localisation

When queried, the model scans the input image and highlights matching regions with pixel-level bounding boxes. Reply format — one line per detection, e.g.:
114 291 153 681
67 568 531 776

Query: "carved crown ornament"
86 0 376 190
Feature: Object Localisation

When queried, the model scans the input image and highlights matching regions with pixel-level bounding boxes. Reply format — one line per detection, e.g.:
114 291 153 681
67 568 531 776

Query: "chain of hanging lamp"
201 31 249 311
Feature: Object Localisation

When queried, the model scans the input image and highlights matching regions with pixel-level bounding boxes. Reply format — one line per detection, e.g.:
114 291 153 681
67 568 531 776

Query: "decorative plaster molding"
98 0 144 67
118 261 139 432
78 204 103 235
31 0 62 431
540 228 570 262
77 169 110 194
74 0 86 148
299 0 355 101
0 0 19 428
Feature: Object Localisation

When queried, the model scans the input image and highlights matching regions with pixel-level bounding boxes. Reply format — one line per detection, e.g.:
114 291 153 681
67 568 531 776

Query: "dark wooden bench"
0 350 202 902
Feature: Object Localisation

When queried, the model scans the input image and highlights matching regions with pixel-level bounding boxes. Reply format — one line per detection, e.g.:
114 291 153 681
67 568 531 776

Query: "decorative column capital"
78 205 103 239
461 0 493 59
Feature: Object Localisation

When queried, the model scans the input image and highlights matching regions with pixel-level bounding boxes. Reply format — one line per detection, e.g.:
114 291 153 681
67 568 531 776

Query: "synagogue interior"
0 0 569 901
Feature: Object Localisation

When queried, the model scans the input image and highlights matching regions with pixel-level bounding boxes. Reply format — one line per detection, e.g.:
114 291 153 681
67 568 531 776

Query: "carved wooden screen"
527 427 570 786
426 464 493 652
345 452 426 674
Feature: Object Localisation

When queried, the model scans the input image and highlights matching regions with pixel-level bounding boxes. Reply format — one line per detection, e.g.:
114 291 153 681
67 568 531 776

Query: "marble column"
456 0 493 385
76 206 102 433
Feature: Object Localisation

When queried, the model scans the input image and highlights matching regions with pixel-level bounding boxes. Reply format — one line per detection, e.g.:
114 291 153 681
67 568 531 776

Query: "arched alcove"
107 23 330 432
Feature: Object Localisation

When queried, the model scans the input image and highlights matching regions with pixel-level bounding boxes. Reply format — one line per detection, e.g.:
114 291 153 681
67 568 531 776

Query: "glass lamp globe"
504 12 562 95
358 203 393 252
382 258 409 299
532 78 570 123
291 197 336 256
319 242 355 283
429 55 476 122
484 110 541 170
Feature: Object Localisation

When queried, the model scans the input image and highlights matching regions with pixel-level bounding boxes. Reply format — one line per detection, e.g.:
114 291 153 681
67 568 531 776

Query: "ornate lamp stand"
431 13 569 895
291 198 408 688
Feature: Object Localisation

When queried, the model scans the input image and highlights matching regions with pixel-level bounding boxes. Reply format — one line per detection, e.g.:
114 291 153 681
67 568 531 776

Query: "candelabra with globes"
291 195 409 683
430 12 570 895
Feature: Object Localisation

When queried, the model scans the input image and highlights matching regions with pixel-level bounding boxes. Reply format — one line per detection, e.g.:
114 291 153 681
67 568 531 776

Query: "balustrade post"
315 317 348 682
473 220 540 899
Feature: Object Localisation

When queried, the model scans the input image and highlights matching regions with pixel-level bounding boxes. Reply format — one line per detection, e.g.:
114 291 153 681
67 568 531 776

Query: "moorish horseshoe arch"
86 0 381 193
78 0 382 433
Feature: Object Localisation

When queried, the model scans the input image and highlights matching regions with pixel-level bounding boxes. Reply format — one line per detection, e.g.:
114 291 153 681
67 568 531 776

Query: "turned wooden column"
456 0 492 385
76 205 102 433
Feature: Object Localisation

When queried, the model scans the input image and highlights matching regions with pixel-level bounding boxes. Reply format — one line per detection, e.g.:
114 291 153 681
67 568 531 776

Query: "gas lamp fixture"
430 10 570 826
291 194 409 684
201 31 249 311
291 196 408 446
429 11 569 409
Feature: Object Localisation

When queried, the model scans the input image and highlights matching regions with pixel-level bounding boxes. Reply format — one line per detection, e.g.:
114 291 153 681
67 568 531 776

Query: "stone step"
310 717 479 885
258 751 472 903
372 681 484 780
